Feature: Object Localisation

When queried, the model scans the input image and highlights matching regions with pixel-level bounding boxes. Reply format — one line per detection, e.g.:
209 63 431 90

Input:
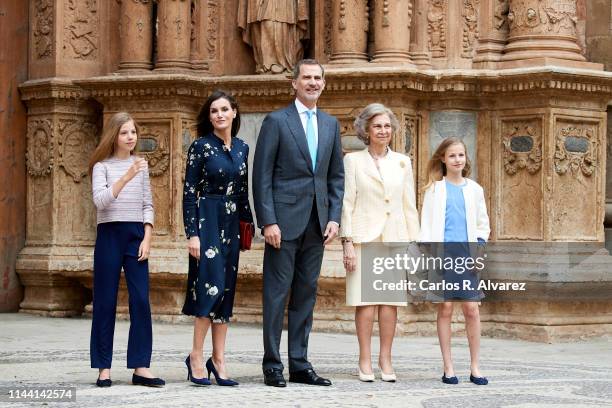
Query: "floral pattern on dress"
181 133 253 323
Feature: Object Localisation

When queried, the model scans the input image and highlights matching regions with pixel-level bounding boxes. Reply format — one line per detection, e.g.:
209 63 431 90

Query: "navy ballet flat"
206 357 239 386
441 373 459 384
132 373 165 387
185 355 211 386
96 378 112 387
469 374 488 385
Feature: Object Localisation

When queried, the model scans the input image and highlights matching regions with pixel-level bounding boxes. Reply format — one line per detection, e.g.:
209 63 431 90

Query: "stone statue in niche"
237 0 309 74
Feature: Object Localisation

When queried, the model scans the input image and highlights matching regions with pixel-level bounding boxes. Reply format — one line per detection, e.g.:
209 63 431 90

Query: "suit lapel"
362 149 384 184
285 105 314 172
314 113 329 172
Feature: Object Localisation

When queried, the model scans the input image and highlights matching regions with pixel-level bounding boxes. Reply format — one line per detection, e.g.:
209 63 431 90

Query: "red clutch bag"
239 221 254 250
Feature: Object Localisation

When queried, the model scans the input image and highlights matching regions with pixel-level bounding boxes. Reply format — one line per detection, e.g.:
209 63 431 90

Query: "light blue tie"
305 110 317 170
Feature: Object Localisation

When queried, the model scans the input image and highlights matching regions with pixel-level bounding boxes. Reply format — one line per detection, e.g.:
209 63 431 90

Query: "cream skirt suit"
340 149 420 306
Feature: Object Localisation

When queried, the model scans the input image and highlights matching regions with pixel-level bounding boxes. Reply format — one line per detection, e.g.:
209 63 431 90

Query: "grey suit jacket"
253 103 345 241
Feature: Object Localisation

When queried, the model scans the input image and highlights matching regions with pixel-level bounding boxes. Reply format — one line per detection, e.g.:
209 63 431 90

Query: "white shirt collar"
295 99 317 115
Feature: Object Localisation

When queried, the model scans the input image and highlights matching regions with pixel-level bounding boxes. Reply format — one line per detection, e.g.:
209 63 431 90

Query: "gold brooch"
400 161 405 168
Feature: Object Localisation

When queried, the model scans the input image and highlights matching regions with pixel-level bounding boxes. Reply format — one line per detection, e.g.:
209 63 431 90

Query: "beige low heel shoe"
379 366 397 382
358 368 375 382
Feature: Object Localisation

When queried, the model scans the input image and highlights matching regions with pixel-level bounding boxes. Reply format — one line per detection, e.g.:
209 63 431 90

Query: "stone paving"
1 314 611 407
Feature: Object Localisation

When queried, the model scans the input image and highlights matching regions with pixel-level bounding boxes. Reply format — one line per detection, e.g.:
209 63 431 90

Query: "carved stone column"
118 0 154 71
371 0 414 64
329 0 369 64
409 0 432 68
156 0 192 70
473 0 509 68
501 0 586 65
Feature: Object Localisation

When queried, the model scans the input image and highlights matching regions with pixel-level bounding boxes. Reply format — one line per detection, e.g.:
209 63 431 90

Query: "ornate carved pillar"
501 0 586 65
371 0 414 64
409 0 432 68
473 0 509 68
156 0 192 70
118 0 154 71
329 0 369 64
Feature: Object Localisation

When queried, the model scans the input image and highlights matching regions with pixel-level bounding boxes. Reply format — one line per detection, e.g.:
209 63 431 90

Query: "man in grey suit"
253 59 344 387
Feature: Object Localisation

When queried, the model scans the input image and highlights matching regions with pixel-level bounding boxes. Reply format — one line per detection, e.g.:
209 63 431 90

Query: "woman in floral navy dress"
182 90 253 386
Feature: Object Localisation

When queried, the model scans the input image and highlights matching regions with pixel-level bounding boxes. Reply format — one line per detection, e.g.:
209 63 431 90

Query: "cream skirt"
345 236 409 307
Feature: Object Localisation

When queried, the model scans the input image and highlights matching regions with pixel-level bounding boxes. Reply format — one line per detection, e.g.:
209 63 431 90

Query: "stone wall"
8 0 612 341
0 0 28 311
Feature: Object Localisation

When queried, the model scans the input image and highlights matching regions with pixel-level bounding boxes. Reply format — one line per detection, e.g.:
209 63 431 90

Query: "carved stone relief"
64 0 99 60
551 119 600 240
324 0 333 58
138 121 172 235
26 119 53 177
507 0 578 36
338 109 365 153
494 0 510 30
462 0 479 58
57 120 98 182
138 124 171 176
207 0 220 60
181 120 197 181
428 0 447 58
34 0 54 59
498 117 543 240
502 121 542 175
554 124 597 177
402 115 417 163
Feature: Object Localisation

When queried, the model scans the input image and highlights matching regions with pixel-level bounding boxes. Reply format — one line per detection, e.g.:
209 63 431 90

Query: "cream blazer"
340 149 420 243
419 178 490 243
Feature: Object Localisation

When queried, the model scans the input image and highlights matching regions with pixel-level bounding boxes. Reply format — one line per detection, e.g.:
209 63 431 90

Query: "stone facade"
4 0 612 342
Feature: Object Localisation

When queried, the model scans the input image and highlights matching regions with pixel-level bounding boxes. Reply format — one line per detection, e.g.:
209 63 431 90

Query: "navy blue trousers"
90 222 152 369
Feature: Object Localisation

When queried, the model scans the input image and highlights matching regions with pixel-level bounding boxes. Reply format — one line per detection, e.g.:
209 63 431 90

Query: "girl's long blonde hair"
88 112 140 175
424 137 472 190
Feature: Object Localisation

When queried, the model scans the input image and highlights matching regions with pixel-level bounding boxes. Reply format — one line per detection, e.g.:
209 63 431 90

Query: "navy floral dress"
182 133 253 322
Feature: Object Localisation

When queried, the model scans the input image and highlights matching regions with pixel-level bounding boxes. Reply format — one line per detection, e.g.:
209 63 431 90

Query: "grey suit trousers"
262 202 324 372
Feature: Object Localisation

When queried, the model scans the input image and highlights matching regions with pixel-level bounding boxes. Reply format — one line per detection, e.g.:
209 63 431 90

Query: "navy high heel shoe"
206 357 239 386
185 355 211 386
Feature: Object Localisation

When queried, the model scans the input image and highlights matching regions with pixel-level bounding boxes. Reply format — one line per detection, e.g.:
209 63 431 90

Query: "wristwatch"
341 237 353 244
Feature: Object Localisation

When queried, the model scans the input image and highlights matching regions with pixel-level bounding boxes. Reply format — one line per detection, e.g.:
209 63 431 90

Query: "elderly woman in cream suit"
340 103 419 382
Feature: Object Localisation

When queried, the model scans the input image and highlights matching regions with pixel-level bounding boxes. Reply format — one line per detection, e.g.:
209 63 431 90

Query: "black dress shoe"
96 378 112 387
132 373 165 387
289 368 331 386
263 368 286 387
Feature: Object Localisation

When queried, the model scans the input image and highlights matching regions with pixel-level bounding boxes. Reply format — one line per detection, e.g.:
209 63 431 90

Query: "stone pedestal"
329 0 369 64
16 81 100 317
371 0 414 64
118 0 153 71
155 0 192 71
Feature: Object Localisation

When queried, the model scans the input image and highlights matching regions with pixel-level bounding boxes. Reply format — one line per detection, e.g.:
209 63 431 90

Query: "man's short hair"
292 59 325 79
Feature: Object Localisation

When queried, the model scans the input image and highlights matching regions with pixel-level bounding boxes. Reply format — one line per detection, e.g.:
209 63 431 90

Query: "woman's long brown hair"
423 137 472 191
88 112 140 175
